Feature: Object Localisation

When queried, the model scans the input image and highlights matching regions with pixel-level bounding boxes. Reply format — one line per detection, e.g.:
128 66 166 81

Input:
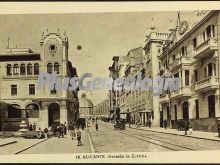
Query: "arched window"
47 63 52 74
13 64 19 75
25 104 39 118
20 64 26 75
7 64 12 75
54 62 59 74
8 104 21 118
34 63 39 75
27 64 32 75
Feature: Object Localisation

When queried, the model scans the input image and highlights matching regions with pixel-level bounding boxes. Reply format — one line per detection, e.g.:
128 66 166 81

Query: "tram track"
100 124 196 151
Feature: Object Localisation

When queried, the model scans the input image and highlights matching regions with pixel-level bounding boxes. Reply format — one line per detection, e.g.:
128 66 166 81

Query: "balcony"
194 37 217 59
159 94 169 103
170 56 191 71
170 87 191 99
195 76 219 92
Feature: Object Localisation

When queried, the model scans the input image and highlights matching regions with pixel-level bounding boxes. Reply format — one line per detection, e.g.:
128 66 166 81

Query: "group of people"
28 123 37 131
163 119 193 135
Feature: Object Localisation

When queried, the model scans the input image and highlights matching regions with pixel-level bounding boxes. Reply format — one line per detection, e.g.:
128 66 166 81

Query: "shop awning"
138 110 151 113
120 112 131 114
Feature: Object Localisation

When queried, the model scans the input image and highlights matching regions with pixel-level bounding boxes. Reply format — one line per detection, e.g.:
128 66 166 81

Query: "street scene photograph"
1 7 220 159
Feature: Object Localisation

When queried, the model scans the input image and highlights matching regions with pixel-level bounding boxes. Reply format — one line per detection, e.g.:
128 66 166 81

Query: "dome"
79 93 93 108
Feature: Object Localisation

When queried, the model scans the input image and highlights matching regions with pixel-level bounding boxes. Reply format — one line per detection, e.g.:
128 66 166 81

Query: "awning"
120 112 131 114
138 110 152 113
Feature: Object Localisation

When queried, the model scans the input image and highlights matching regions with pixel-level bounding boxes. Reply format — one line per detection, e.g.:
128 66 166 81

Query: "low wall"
190 118 220 132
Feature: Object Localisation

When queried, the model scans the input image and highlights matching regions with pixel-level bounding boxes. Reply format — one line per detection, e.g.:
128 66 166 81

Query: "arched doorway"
25 104 39 118
48 103 60 126
182 101 189 120
8 104 21 118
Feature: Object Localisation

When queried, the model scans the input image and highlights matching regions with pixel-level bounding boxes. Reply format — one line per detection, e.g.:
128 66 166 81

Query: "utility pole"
217 11 220 118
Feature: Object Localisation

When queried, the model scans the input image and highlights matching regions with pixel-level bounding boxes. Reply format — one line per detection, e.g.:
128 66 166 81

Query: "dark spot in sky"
77 45 82 50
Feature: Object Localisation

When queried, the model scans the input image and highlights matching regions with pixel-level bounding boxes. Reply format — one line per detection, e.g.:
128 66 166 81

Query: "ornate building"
0 30 79 131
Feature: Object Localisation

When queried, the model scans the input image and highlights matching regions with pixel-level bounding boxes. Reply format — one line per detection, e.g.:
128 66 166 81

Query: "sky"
0 11 199 105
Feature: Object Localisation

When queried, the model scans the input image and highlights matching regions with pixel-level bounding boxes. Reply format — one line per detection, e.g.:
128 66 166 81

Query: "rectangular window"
203 31 207 41
29 84 35 95
180 46 187 56
11 85 17 96
206 25 212 38
172 54 176 61
50 85 57 94
192 37 197 49
195 99 199 119
208 63 213 76
194 70 198 82
174 72 179 78
185 70 190 86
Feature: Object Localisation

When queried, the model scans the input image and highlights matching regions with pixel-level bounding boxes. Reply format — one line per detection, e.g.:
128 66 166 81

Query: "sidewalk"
0 137 50 155
129 125 220 142
0 139 17 147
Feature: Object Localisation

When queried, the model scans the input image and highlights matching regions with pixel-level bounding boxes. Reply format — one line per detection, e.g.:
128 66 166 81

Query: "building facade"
109 56 120 121
143 32 170 127
79 93 94 119
159 10 220 132
93 99 110 118
0 31 79 131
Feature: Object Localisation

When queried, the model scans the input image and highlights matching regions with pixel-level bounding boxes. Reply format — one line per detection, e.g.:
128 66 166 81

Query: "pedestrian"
164 119 167 130
61 124 65 138
184 120 189 135
177 120 181 131
217 123 220 138
57 125 64 138
188 126 193 135
69 122 76 140
76 128 82 146
95 121 98 131
33 123 36 131
64 122 67 135
29 124 33 131
148 120 152 128
44 128 49 138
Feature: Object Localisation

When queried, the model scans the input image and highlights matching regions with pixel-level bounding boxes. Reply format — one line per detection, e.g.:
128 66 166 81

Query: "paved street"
88 121 220 152
2 121 220 154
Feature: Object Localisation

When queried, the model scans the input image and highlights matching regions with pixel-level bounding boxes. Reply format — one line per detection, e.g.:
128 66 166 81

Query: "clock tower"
39 30 71 128
40 30 69 76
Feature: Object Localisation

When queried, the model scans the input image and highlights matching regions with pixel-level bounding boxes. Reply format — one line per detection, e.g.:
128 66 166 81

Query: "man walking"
164 119 167 130
76 128 82 146
33 123 36 131
95 121 98 131
184 120 189 135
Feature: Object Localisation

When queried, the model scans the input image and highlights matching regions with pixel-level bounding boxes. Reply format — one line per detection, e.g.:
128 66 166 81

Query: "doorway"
182 101 189 120
48 103 60 126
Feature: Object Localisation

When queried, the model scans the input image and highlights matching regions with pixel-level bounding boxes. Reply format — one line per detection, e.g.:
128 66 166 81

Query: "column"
40 106 48 129
60 108 68 124
182 69 185 87
21 109 26 119
153 96 160 127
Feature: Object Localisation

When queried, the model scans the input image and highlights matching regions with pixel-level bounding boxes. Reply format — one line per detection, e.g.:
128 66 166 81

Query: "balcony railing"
159 93 169 103
171 56 191 70
195 76 219 92
170 86 191 99
194 37 217 59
